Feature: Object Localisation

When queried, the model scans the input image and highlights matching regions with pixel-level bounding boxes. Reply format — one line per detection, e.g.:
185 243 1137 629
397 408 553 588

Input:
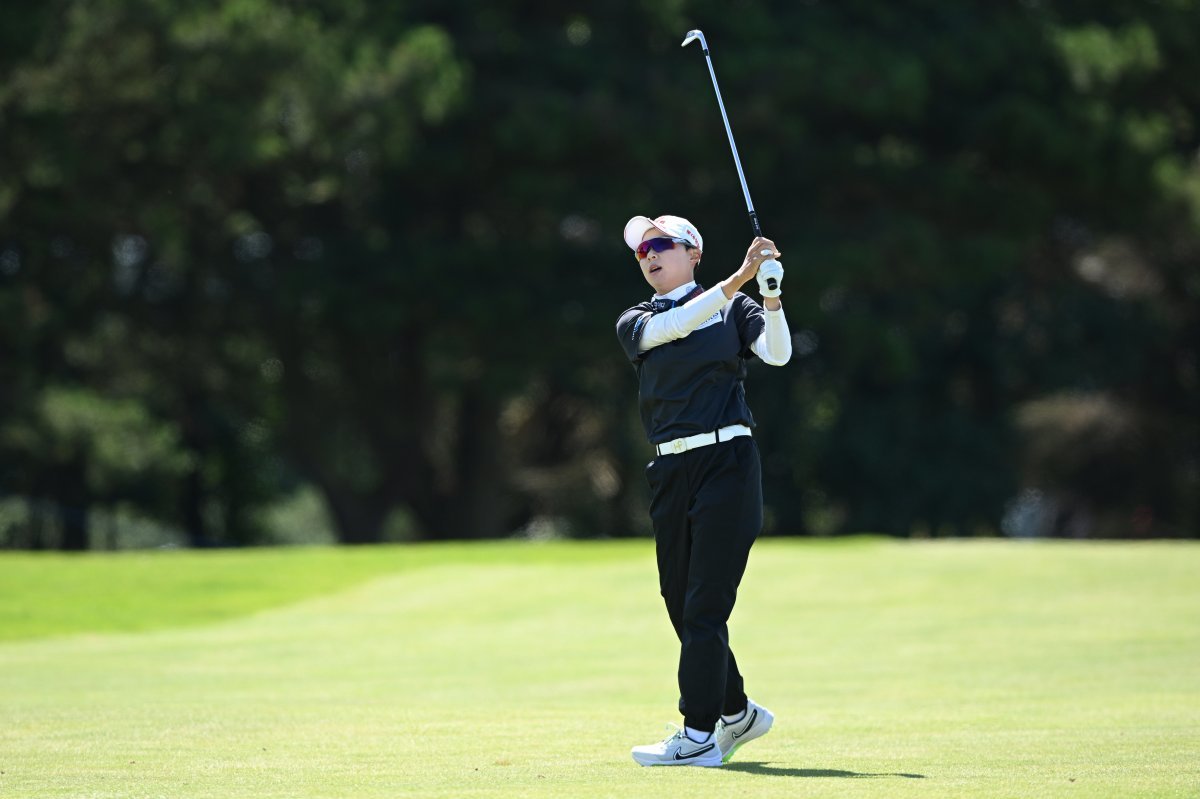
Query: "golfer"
616 214 792 767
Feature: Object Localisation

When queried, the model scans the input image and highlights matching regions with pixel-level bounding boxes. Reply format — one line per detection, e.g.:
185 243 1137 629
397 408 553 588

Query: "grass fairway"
1 538 1197 798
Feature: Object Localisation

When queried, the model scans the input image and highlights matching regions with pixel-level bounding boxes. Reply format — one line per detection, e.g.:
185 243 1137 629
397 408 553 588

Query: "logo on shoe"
673 742 716 760
732 709 758 740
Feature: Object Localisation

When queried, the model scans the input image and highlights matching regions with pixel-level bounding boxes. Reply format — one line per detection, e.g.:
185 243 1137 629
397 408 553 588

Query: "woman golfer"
616 214 792 767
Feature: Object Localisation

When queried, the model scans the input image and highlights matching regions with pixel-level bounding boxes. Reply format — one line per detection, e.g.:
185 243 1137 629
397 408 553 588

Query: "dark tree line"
1 1 1197 548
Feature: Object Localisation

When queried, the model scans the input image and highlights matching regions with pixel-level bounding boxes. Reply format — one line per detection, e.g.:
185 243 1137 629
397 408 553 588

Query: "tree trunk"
57 460 90 551
323 489 390 544
415 382 516 540
181 464 207 547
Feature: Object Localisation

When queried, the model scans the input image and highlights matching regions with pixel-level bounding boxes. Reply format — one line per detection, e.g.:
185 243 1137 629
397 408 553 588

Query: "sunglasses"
635 237 689 260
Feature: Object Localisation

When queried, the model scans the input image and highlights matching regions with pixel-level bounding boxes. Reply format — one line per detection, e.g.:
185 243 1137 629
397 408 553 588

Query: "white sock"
684 726 712 743
721 709 747 725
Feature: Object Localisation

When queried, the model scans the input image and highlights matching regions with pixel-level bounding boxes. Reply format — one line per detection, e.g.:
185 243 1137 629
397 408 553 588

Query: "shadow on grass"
723 762 926 779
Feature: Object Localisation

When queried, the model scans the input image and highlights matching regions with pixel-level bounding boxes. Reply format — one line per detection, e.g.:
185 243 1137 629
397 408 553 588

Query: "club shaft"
700 48 761 238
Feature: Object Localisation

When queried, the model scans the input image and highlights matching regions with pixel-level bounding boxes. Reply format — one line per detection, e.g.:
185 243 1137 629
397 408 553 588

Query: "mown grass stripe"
1 539 1196 799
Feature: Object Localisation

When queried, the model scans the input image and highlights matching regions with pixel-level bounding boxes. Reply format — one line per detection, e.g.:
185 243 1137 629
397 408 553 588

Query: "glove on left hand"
757 259 784 298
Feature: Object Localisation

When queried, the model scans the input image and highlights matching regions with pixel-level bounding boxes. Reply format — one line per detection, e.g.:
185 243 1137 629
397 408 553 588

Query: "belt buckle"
671 439 687 454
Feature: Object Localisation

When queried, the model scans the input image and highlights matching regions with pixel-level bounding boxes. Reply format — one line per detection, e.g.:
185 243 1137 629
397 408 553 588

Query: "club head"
681 29 707 49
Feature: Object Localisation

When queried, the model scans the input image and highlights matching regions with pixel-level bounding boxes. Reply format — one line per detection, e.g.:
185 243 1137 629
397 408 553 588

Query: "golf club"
682 29 778 291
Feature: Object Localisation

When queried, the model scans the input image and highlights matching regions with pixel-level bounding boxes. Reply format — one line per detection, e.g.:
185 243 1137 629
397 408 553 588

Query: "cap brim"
624 216 670 250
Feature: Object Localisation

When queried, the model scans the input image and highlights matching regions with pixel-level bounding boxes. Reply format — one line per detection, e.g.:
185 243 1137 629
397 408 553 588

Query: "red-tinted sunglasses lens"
635 237 680 260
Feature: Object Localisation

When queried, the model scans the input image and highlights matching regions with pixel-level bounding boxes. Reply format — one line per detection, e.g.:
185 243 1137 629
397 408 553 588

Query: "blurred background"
1 0 1196 549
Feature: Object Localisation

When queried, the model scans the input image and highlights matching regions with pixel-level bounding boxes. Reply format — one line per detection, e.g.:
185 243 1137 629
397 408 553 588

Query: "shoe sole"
632 755 724 768
631 746 724 768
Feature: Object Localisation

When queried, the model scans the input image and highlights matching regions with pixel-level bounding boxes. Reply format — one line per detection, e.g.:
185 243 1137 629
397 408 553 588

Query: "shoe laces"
662 722 717 748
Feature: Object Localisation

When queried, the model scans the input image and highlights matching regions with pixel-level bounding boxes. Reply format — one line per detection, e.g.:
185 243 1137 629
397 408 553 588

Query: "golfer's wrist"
721 273 752 298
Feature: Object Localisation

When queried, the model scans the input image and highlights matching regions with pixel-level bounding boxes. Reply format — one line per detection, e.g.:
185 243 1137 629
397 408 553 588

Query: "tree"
2 0 1196 547
1 0 468 545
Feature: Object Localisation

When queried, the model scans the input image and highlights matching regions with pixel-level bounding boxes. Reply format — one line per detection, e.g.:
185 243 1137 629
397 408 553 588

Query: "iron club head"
681 29 707 49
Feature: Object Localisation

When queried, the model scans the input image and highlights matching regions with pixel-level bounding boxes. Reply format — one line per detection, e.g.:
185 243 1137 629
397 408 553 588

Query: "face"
638 229 700 294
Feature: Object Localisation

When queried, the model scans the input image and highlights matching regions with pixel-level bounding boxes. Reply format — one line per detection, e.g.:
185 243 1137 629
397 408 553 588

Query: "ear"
689 248 702 268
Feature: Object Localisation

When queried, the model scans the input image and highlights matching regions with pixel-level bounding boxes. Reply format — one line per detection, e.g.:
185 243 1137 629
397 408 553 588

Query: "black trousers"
645 435 762 732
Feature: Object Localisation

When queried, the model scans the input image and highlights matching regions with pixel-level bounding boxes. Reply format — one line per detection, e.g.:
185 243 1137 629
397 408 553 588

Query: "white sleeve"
750 307 792 366
636 286 732 353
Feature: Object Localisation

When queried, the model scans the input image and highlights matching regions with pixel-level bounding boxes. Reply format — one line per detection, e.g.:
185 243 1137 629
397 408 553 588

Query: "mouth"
648 265 662 275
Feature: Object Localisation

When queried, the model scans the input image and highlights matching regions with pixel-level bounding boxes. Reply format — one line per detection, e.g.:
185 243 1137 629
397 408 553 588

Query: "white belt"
655 424 752 456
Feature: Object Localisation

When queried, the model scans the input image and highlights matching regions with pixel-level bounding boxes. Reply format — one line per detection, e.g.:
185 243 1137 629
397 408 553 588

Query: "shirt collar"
654 281 698 302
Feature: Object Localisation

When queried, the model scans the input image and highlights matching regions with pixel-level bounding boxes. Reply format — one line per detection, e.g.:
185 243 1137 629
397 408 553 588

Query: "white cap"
623 214 703 252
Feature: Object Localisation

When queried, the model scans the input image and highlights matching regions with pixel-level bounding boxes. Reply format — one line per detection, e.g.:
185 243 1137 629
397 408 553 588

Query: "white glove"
757 259 784 298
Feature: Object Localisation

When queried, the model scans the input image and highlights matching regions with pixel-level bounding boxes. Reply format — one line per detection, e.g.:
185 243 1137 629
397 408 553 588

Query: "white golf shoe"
715 699 774 762
631 725 724 767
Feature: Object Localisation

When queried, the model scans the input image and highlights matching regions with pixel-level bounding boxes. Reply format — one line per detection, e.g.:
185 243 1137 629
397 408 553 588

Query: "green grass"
0 542 556 642
1 538 1197 798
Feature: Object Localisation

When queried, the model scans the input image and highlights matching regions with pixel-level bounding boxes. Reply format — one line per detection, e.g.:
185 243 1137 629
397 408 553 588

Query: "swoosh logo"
673 743 716 760
732 709 759 740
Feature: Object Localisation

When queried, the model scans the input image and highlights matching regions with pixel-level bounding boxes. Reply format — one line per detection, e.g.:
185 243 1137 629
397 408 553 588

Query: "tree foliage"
1 0 1196 547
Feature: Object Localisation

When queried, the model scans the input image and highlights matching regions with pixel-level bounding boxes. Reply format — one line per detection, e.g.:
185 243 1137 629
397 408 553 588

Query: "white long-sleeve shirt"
637 281 792 365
